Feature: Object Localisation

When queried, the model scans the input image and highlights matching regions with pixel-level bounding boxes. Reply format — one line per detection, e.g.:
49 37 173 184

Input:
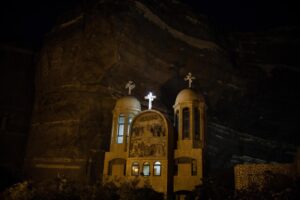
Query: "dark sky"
0 0 77 48
186 0 298 30
0 0 298 48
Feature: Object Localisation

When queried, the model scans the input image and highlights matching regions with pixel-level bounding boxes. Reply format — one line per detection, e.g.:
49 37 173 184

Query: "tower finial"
145 92 156 110
184 72 195 88
125 81 135 95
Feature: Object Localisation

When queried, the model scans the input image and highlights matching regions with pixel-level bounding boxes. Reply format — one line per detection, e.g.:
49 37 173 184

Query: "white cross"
184 72 195 88
145 92 156 110
125 81 135 95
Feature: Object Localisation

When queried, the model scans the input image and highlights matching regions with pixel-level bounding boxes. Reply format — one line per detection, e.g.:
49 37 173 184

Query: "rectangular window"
182 108 190 139
143 163 150 176
117 115 125 144
117 124 124 143
131 162 139 176
194 108 200 140
127 116 133 135
153 166 160 176
153 161 161 176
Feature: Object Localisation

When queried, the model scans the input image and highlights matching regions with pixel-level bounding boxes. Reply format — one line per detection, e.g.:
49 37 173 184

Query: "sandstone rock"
25 0 300 180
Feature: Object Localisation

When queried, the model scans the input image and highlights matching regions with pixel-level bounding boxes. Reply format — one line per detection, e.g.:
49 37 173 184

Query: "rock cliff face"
0 44 35 187
25 0 299 180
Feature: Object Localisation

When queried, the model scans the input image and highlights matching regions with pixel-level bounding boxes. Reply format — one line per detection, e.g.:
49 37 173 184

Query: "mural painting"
129 112 167 158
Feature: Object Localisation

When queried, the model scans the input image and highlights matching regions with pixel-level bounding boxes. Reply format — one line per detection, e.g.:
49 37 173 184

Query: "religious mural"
129 112 167 157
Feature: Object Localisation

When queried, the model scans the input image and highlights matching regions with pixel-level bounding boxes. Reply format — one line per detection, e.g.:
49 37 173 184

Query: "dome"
115 96 141 111
174 88 204 105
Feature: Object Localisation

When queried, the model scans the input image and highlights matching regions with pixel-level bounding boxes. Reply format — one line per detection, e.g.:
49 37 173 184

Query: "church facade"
103 74 206 198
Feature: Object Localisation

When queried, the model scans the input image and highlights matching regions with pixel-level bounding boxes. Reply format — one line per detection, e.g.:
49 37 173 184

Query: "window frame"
153 161 162 176
142 162 150 176
127 114 133 134
182 107 190 139
131 162 139 176
194 108 200 141
117 114 125 144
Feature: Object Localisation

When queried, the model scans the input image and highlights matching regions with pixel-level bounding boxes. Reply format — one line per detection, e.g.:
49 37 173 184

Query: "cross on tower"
145 92 156 110
184 72 195 88
125 81 135 95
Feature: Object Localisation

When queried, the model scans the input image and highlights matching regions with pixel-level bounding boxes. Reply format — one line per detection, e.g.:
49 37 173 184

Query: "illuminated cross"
125 81 135 95
184 72 195 88
145 92 156 110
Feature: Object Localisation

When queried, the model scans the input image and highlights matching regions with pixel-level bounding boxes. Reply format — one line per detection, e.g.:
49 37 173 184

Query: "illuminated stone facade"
103 88 206 198
103 96 141 184
173 89 205 194
127 110 173 194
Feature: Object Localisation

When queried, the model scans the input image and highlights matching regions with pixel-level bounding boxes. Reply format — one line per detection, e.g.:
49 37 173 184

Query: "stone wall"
234 163 296 190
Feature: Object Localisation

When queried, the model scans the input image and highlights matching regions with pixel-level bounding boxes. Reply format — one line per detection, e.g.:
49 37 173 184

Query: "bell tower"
103 81 141 182
110 81 141 152
173 73 206 195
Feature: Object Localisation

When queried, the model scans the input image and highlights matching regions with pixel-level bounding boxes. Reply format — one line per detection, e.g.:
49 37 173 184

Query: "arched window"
194 108 200 140
131 162 139 176
182 108 190 139
153 161 161 176
117 114 125 143
142 162 150 176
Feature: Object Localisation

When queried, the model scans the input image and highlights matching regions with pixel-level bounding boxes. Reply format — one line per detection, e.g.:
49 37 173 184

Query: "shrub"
3 178 163 200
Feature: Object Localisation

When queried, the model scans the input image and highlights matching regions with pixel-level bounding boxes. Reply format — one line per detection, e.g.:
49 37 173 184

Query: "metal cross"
125 81 135 95
145 92 156 110
184 72 195 88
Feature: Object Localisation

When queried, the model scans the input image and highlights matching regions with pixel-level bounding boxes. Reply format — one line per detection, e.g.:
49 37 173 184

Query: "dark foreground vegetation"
1 172 299 200
1 178 164 200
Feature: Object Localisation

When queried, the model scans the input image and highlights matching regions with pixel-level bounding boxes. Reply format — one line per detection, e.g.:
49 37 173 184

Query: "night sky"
0 0 298 49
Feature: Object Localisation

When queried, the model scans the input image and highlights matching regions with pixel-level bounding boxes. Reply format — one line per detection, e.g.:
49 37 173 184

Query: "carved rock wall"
25 0 300 180
25 0 230 181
